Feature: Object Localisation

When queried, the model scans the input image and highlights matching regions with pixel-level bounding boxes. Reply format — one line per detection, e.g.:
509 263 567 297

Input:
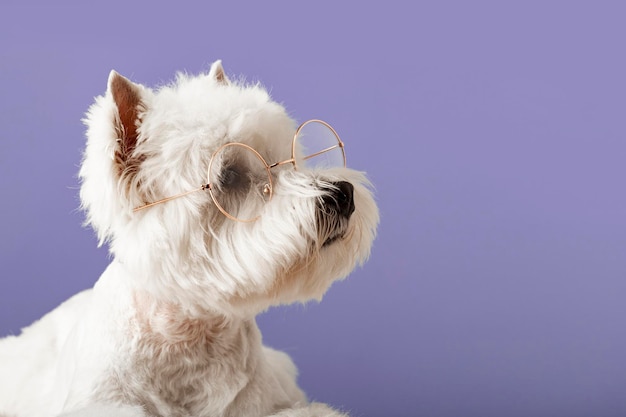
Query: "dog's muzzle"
317 181 355 246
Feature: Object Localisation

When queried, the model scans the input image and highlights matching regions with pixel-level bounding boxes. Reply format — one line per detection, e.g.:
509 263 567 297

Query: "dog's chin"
315 210 352 249
321 229 347 247
318 213 352 249
322 235 342 247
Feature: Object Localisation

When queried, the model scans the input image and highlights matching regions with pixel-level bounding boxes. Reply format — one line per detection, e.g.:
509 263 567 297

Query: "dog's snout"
323 181 355 218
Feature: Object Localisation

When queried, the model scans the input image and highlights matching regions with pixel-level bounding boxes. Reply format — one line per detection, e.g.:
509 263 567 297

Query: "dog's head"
80 61 378 316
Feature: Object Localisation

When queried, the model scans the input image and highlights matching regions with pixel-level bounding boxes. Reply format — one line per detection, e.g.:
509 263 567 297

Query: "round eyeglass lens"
294 120 345 171
207 143 272 222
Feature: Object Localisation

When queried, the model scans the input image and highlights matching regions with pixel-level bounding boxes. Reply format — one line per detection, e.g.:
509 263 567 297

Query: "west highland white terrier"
0 61 378 417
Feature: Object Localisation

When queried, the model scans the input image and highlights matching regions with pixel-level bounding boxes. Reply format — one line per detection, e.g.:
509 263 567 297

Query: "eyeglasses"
133 119 346 222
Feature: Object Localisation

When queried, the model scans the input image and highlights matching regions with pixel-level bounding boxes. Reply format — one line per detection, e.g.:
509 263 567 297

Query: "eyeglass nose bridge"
268 158 296 169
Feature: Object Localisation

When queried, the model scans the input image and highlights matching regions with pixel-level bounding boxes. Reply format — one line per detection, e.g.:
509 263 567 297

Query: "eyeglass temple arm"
268 143 344 169
133 184 210 212
301 143 344 161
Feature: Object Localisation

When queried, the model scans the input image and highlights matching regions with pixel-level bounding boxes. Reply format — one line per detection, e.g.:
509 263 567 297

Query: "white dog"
0 61 378 417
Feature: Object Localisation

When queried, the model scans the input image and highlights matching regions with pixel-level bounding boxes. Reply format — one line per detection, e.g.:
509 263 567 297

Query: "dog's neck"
130 290 254 351
103 260 259 352
95 262 265 415
129 293 263 415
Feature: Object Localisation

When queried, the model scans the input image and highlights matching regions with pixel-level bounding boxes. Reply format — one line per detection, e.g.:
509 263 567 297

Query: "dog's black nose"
323 181 355 218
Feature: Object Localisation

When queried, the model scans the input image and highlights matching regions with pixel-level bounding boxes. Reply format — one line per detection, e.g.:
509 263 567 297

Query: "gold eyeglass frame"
133 119 346 222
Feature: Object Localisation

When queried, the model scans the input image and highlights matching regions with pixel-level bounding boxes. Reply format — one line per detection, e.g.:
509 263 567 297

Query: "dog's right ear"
208 60 230 85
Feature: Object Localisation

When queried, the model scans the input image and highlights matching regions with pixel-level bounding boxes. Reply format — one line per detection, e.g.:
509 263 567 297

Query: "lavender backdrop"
1 2 625 416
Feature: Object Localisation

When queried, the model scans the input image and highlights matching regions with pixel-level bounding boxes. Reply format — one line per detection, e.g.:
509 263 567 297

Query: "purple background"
1 2 625 416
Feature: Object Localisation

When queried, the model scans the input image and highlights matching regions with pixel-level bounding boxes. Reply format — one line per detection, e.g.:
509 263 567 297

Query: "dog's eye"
220 166 248 190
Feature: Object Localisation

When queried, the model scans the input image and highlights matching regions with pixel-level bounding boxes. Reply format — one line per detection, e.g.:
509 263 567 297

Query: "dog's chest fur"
94 296 263 417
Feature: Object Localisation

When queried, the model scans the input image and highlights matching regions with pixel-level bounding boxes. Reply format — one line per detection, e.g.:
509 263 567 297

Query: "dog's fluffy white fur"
0 61 378 417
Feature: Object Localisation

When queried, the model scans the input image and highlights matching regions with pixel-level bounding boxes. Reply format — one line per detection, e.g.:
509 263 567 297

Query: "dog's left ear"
208 60 230 85
80 71 151 246
108 71 146 178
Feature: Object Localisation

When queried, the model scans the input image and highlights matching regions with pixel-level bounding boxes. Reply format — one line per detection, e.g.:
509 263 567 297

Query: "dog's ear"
108 71 146 177
80 71 150 246
208 60 229 85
